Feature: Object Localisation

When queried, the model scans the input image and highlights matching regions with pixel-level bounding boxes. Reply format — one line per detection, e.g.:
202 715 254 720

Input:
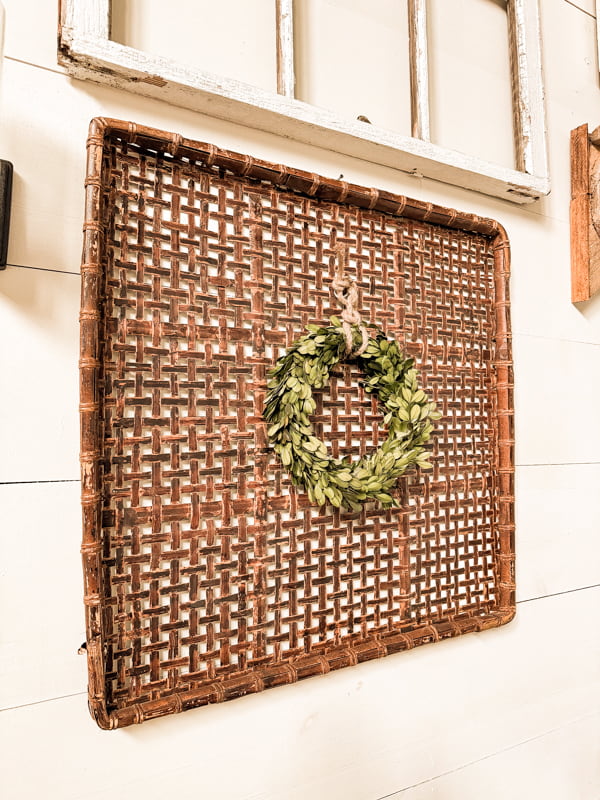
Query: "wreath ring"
264 317 440 511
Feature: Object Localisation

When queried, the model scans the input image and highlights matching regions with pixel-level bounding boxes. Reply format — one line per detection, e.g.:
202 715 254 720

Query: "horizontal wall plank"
0 266 80 482
0 586 597 799
508 216 600 345
513 334 600 465
0 482 85 711
3 0 64 72
391 712 600 800
563 0 596 19
516 464 600 601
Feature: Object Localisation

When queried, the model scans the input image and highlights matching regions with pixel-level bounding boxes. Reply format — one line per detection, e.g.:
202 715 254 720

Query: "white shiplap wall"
1 2 599 798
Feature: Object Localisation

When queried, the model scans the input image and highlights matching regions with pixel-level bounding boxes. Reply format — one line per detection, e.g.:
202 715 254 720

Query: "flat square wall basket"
80 118 515 729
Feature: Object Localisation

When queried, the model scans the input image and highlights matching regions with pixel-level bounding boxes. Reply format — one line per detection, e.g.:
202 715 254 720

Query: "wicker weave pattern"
80 119 514 729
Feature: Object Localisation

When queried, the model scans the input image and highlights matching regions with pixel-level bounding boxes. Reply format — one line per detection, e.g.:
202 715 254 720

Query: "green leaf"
324 486 339 506
311 484 323 505
332 471 352 485
303 438 321 452
280 445 292 466
375 493 393 504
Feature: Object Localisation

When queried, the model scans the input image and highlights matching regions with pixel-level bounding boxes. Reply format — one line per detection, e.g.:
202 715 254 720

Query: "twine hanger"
331 245 369 356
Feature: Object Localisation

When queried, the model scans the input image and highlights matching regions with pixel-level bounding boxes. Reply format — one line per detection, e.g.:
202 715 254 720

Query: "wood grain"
507 0 548 178
276 0 295 98
570 124 591 302
59 0 108 40
570 123 600 302
408 0 430 142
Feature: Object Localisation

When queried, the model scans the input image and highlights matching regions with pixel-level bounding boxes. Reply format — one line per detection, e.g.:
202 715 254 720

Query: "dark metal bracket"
0 160 13 269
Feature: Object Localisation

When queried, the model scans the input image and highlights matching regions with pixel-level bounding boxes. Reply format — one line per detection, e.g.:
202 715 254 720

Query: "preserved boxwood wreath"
264 317 441 511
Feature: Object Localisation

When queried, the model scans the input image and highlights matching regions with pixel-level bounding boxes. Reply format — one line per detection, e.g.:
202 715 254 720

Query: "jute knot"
332 246 369 355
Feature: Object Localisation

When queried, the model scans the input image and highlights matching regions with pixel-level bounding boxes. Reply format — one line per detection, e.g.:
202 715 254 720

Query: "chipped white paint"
507 0 548 179
276 0 295 98
58 0 549 204
408 0 430 142
59 0 108 40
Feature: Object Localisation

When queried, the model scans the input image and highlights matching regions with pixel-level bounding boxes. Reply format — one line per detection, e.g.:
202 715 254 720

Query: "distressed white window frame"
58 0 549 204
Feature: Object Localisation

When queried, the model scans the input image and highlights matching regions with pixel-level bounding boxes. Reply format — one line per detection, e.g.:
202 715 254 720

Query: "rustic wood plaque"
570 123 600 303
80 118 515 729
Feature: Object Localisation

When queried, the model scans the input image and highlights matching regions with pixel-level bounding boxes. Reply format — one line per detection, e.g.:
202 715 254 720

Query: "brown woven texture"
80 118 515 729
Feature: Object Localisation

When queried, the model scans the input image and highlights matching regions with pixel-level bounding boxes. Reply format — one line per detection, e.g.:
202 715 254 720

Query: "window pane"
294 0 412 136
111 0 277 94
428 0 515 169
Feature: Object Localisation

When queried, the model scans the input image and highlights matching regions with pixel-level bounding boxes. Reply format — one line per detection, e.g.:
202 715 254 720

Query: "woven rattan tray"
80 118 515 729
